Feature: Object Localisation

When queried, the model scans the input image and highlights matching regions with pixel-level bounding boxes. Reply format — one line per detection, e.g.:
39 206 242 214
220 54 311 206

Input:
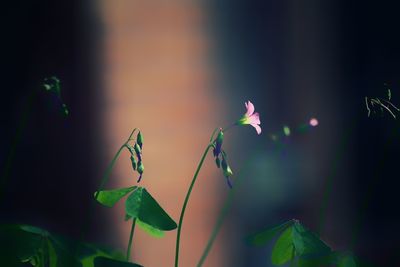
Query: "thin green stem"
0 90 35 203
174 143 213 267
94 128 138 201
80 129 138 246
317 125 355 234
197 155 254 267
209 127 220 142
126 218 137 261
94 144 127 200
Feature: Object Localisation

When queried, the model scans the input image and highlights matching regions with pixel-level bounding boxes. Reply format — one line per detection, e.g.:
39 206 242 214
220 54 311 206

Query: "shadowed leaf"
94 256 143 267
95 186 137 208
247 220 294 246
271 226 295 265
125 187 177 231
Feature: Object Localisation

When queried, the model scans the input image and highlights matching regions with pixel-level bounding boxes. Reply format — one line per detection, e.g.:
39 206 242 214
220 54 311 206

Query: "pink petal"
245 100 255 116
249 112 260 125
251 123 262 135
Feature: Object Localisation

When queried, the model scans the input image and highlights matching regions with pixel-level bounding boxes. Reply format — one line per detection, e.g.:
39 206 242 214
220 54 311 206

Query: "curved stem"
174 144 213 267
126 218 137 261
209 127 220 142
0 90 35 203
94 144 127 200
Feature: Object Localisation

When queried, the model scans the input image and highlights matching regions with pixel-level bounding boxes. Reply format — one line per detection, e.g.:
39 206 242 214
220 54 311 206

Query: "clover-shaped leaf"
248 220 333 266
292 222 331 258
136 219 165 238
94 256 143 267
271 226 295 265
125 187 177 231
95 186 138 208
247 220 294 246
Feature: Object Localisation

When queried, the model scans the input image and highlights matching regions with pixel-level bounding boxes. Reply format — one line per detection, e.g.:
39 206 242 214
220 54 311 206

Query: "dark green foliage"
247 220 294 246
94 257 143 267
95 186 138 208
0 224 127 267
125 187 177 232
246 220 363 267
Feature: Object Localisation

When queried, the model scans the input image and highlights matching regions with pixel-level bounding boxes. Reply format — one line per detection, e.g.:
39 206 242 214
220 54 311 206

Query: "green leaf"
271 226 295 266
247 220 294 246
47 239 58 267
94 256 143 267
95 186 138 208
292 222 331 258
125 187 177 231
136 219 165 238
337 255 357 267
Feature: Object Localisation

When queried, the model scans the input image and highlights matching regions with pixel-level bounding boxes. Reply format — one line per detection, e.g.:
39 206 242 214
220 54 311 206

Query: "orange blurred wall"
99 0 226 266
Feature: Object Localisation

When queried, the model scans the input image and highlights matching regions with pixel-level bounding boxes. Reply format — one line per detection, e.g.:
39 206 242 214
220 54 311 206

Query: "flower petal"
251 123 262 135
249 112 260 125
245 101 255 116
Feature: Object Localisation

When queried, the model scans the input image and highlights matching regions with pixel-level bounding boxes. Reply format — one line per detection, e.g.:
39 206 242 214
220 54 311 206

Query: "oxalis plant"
1 81 375 267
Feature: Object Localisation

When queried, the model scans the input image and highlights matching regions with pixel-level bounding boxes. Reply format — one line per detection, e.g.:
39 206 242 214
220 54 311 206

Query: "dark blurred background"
1 0 400 266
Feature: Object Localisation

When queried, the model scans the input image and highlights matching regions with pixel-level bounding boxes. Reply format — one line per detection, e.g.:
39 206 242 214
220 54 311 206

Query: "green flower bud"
126 144 135 155
137 131 144 148
134 143 142 161
213 129 224 157
137 161 144 174
130 155 137 171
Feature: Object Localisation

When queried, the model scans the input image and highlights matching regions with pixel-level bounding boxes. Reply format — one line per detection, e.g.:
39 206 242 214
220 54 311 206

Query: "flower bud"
126 144 135 155
137 161 144 182
221 157 233 177
215 157 221 168
130 155 137 171
213 129 224 157
137 161 144 174
137 131 144 148
134 143 142 161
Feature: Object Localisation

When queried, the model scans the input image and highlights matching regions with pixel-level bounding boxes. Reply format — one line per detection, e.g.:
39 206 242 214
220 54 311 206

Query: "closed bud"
137 161 144 174
137 161 144 182
137 131 144 148
221 157 233 177
130 155 137 171
134 143 142 161
126 144 135 155
213 129 224 157
215 157 221 168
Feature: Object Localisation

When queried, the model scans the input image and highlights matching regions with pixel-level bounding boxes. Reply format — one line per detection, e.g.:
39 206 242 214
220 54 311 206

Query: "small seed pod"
137 131 144 148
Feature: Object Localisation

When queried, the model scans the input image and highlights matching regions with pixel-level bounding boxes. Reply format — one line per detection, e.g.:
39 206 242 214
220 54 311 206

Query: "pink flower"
237 101 262 134
309 118 319 127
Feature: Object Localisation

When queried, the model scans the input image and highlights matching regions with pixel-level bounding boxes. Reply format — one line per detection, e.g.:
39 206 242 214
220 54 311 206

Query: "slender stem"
0 90 35 203
209 127 220 142
174 144 213 267
197 156 254 267
317 125 355 234
94 144 127 200
80 129 138 245
126 218 137 261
